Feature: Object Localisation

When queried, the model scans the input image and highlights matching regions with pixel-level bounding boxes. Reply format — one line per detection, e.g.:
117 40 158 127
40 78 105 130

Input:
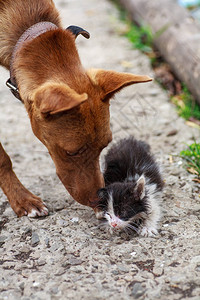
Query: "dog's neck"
0 0 61 69
7 21 58 101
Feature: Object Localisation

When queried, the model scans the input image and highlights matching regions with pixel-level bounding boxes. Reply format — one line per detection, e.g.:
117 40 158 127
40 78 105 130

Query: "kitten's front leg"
140 195 161 237
139 211 160 237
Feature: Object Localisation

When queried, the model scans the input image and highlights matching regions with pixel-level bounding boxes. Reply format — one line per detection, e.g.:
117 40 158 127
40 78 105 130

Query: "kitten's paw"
140 226 158 237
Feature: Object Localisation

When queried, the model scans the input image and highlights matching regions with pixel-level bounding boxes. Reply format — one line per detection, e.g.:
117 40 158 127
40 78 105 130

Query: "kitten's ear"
136 175 146 200
87 68 152 101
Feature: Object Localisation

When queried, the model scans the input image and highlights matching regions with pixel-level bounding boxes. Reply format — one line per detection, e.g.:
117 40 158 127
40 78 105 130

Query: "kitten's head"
97 175 149 231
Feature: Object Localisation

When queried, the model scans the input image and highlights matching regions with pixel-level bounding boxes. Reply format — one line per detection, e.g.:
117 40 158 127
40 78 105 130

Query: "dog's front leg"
0 143 48 217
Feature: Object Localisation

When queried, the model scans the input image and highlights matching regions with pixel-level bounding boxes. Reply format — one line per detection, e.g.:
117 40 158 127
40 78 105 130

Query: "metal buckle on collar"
6 78 22 102
6 78 18 91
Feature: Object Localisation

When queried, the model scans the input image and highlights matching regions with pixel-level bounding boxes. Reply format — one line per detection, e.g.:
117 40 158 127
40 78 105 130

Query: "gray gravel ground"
0 0 200 299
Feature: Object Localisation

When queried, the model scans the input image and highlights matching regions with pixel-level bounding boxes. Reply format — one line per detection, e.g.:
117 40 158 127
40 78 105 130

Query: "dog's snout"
56 163 104 207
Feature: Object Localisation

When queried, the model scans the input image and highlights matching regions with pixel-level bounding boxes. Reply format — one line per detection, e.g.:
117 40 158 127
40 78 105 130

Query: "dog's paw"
139 226 158 237
10 189 48 218
28 206 49 218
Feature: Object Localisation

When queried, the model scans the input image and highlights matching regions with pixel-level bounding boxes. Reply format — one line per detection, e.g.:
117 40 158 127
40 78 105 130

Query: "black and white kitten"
97 137 164 237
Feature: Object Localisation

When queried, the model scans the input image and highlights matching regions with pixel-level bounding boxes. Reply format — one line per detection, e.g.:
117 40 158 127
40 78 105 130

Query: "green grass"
171 85 200 121
180 141 200 177
126 24 153 53
110 0 153 53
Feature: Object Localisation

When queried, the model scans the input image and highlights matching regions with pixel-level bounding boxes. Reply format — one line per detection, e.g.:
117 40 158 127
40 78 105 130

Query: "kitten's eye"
105 212 111 219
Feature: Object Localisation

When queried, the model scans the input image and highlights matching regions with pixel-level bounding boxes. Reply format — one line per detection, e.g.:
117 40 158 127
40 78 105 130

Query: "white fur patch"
139 180 162 236
28 207 48 218
28 209 38 218
105 192 128 229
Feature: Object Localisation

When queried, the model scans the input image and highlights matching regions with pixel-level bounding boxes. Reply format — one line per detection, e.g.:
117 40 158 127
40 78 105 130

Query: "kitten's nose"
111 222 118 228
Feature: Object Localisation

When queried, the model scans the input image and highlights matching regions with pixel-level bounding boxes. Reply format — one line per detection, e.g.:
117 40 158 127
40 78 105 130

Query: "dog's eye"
66 144 87 156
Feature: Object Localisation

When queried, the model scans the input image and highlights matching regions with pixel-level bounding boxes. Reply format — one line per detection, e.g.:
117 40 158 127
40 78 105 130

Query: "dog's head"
15 29 152 207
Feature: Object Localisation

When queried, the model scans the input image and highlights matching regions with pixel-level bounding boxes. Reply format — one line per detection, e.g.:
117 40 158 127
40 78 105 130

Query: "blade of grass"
180 141 200 177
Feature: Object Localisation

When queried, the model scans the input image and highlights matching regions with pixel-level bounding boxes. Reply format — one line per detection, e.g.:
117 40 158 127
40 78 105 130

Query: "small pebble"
55 268 65 276
31 232 40 247
68 258 83 266
19 282 25 290
37 260 46 266
50 287 59 294
118 265 129 273
166 129 178 136
131 283 146 298
0 236 7 243
112 270 119 275
20 245 31 253
33 281 40 287
71 217 79 223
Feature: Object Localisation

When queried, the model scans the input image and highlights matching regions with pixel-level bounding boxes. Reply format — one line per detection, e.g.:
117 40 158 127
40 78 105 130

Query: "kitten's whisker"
124 227 132 235
124 227 131 237
129 220 140 227
126 223 139 234
97 221 108 228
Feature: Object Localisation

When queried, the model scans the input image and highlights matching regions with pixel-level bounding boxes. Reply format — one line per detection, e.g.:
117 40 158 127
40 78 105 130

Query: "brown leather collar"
6 23 90 103
6 21 58 102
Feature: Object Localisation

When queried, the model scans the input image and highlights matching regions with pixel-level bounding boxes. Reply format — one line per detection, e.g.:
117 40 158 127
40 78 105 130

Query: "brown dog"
0 0 152 217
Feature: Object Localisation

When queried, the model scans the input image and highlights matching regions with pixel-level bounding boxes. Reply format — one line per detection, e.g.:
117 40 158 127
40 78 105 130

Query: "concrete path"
0 0 199 299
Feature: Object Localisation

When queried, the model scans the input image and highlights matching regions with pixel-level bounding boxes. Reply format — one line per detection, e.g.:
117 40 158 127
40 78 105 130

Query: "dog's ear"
66 25 90 39
34 82 88 115
87 69 152 100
